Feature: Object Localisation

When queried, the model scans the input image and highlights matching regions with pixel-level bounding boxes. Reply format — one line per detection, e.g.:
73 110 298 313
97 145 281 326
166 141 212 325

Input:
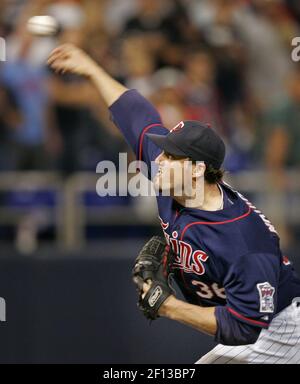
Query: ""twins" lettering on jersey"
171 240 209 276
160 219 209 276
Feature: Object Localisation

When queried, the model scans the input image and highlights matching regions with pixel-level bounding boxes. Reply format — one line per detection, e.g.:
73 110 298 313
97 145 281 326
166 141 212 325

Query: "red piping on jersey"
180 206 252 241
138 123 164 161
178 206 252 290
227 307 269 328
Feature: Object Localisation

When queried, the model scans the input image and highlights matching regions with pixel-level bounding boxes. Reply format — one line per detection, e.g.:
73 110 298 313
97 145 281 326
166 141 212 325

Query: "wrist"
159 295 181 318
88 63 103 80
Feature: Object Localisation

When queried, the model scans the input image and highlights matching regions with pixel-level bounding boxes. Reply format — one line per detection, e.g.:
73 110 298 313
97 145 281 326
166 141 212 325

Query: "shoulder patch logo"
257 282 275 313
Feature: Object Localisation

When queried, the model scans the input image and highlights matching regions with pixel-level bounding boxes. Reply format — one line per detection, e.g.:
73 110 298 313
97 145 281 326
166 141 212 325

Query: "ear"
192 162 206 178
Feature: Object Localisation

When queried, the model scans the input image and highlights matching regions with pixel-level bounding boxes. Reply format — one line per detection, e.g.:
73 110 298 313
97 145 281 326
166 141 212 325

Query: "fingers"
141 280 152 292
47 52 70 66
49 60 65 74
133 276 144 291
47 48 74 74
49 43 75 57
143 282 151 291
133 276 152 298
142 284 148 299
47 44 76 68
141 282 152 299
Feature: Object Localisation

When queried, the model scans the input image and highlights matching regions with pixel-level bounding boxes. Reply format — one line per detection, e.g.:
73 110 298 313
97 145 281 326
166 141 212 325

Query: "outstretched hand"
47 44 98 78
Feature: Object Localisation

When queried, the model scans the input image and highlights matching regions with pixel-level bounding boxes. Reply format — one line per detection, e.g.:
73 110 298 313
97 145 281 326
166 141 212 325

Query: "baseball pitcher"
48 44 300 364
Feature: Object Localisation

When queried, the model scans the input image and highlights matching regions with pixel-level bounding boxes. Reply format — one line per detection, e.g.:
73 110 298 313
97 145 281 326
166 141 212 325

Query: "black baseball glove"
132 236 175 320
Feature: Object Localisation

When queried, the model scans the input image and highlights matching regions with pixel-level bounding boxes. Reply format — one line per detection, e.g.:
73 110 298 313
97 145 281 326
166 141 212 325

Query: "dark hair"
204 163 225 185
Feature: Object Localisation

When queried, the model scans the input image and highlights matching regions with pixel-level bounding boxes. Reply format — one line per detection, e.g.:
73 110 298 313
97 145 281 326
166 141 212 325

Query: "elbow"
221 329 261 346
215 306 263 346
243 330 261 345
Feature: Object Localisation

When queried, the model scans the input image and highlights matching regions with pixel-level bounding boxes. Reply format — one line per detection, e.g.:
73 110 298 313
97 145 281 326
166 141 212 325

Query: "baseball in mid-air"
27 15 59 36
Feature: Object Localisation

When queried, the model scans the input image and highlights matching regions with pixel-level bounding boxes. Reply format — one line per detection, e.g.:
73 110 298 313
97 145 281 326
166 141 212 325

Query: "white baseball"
27 16 59 36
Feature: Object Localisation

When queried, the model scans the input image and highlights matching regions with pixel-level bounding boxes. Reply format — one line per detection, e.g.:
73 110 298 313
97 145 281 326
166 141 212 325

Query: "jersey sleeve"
109 89 168 170
214 306 262 345
221 252 280 329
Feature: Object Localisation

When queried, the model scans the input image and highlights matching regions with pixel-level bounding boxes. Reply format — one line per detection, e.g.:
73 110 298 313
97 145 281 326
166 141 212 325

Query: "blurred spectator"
259 66 300 248
1 43 55 170
232 0 296 109
285 0 300 25
123 0 173 37
0 0 63 171
188 0 296 109
151 67 187 128
49 29 125 174
120 35 156 97
122 0 200 68
104 0 138 35
180 49 223 132
47 0 85 30
264 67 300 172
0 87 22 170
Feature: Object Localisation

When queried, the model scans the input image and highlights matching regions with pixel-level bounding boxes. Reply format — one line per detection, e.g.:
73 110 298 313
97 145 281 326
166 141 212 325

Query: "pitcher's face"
154 151 192 196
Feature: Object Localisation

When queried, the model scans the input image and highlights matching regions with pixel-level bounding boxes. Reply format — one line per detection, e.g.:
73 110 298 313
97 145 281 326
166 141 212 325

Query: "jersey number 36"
192 281 226 300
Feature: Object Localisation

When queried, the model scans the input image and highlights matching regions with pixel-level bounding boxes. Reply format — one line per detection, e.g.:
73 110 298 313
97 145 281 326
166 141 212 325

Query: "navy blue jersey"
110 90 300 338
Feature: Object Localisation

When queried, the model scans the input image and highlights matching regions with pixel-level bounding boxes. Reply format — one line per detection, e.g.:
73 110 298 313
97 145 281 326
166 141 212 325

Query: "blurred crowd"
0 0 299 176
0 0 299 253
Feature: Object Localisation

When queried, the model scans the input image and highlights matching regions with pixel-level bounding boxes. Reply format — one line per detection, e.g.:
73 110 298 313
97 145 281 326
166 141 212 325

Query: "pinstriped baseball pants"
196 299 300 364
